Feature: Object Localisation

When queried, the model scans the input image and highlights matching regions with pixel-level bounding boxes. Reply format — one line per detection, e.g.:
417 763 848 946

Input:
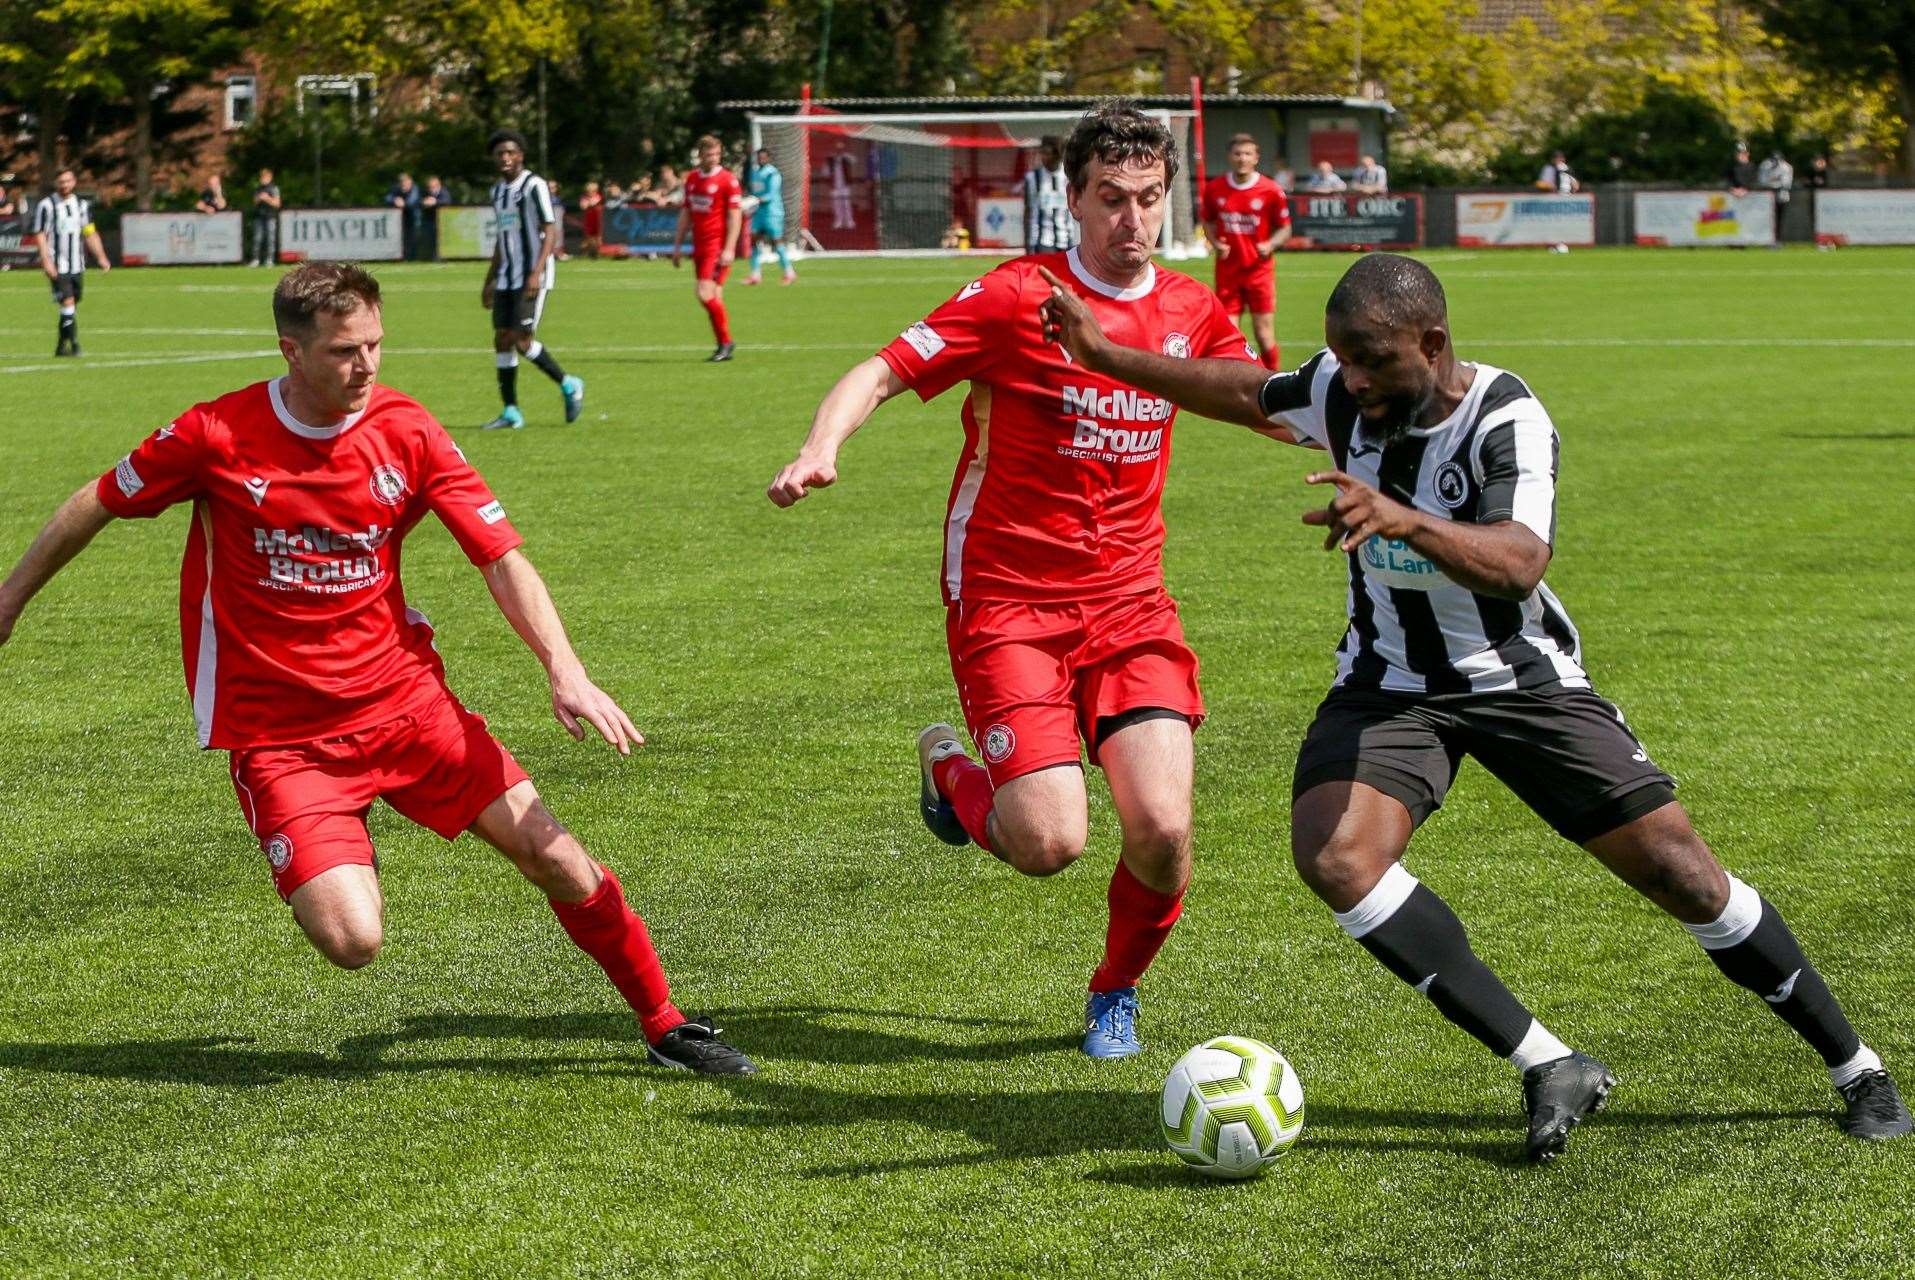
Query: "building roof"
720 93 1394 115
1460 0 1558 35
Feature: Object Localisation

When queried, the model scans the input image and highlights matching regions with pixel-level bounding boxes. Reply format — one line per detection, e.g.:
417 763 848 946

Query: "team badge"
1250 198 1264 210
1162 332 1191 359
1434 461 1470 510
369 464 409 506
983 723 1016 764
264 833 294 872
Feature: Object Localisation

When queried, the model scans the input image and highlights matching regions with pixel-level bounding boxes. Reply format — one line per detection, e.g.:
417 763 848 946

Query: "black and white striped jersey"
490 171 555 291
33 193 94 274
1021 165 1079 252
1262 349 1587 695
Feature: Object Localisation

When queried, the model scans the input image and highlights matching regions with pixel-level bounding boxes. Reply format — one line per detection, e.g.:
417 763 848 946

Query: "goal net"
748 108 1198 256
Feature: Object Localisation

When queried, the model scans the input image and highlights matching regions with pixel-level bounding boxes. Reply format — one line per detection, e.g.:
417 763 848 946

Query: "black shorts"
491 284 548 333
1292 683 1678 845
50 273 83 303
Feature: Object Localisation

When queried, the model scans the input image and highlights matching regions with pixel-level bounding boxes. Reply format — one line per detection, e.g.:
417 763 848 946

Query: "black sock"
59 314 76 345
527 344 566 383
1705 897 1860 1067
1352 882 1535 1058
496 361 518 407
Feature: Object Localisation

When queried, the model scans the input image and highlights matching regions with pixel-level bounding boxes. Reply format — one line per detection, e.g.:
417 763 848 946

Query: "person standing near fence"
420 176 447 261
1536 151 1579 194
1021 136 1080 253
33 168 110 357
250 169 280 267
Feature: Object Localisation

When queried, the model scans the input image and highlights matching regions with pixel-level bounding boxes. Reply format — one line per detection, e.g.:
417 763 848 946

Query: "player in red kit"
0 262 754 1075
769 100 1268 1059
1201 133 1291 371
672 134 744 363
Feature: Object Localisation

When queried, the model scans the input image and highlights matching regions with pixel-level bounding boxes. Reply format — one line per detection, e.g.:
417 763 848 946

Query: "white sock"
523 340 543 360
1829 1044 1883 1090
1682 874 1762 951
1508 1019 1574 1072
1331 863 1419 940
495 351 518 368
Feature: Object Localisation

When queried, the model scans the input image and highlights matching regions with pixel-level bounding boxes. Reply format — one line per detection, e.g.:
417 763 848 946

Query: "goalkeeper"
747 148 796 286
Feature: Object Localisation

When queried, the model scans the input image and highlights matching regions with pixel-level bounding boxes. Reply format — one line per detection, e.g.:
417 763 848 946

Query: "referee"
1038 252 1911 1161
33 168 110 357
1021 136 1078 253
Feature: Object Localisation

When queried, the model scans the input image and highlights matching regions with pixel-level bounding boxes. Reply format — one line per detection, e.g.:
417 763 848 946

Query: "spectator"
0 183 17 216
604 181 627 210
1350 153 1388 194
1726 142 1757 197
653 165 683 206
1273 164 1295 192
387 172 422 260
940 216 970 250
1536 150 1579 193
1303 161 1346 193
196 175 226 214
581 180 603 258
1757 149 1794 206
418 176 446 261
548 178 568 260
250 167 280 266
1807 154 1830 190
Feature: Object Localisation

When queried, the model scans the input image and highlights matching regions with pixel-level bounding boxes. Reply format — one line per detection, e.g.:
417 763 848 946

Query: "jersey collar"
269 376 366 440
1353 363 1490 445
1226 170 1260 190
1065 246 1155 302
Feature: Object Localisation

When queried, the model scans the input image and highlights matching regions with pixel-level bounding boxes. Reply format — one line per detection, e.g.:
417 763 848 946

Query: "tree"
1747 0 1915 173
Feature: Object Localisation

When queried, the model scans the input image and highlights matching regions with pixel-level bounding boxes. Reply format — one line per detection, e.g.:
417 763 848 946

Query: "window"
225 75 257 130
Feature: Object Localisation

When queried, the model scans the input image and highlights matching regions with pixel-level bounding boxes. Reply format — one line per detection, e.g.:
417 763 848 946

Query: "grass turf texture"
1 248 1911 1277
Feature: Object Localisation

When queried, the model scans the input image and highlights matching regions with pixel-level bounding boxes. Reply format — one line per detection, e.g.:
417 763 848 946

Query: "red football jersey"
95 380 524 750
684 167 742 249
877 249 1256 605
1202 173 1289 272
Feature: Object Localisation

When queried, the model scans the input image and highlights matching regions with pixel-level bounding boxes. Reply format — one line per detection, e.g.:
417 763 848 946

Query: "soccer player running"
481 129 585 430
1200 133 1290 372
0 262 754 1076
33 168 111 357
672 135 744 362
1037 251 1911 1154
768 100 1262 1059
745 148 796 287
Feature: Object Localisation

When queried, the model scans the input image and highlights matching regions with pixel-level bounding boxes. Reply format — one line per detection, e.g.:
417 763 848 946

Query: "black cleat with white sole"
648 1016 758 1075
1523 1051 1615 1163
1839 1070 1913 1141
707 342 735 363
916 723 973 847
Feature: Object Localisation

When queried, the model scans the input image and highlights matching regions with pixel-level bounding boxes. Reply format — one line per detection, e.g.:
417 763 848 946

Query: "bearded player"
672 135 744 363
1200 134 1291 371
0 262 754 1076
768 100 1263 1059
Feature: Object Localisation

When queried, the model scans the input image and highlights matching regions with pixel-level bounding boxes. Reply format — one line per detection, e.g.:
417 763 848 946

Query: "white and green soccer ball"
1160 1035 1305 1179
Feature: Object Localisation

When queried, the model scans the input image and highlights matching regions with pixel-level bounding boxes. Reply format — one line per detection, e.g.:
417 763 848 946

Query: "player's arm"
0 485 116 646
670 205 690 266
482 237 500 305
528 190 559 293
1262 219 1292 254
1301 471 1551 599
35 214 55 280
721 205 741 266
767 357 908 507
479 548 642 754
85 223 109 272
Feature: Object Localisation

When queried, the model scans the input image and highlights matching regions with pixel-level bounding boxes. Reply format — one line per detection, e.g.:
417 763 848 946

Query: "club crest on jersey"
1434 461 1470 510
1250 198 1264 210
369 464 409 506
983 723 1015 764
264 833 294 872
1162 332 1191 359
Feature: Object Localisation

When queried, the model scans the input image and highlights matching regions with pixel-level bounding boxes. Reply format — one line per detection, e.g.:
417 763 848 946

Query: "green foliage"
1493 86 1740 184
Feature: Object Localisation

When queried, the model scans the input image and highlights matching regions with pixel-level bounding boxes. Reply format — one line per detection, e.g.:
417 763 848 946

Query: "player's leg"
696 267 734 360
747 233 766 284
52 277 78 356
289 864 386 969
485 302 526 429
1247 271 1278 370
511 284 584 422
775 236 795 282
1251 309 1279 371
1292 691 1611 1161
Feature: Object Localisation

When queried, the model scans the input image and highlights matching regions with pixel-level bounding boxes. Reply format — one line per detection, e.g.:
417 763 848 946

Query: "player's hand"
481 280 495 307
549 663 644 755
670 248 682 269
1036 266 1111 371
718 249 735 267
767 452 838 507
1212 239 1230 260
524 274 542 295
1302 470 1422 552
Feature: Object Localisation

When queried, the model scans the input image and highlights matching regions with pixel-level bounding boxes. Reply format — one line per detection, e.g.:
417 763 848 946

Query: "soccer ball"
1160 1036 1305 1179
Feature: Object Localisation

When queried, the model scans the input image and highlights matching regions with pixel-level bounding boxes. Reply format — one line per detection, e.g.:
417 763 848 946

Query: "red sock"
549 864 686 1044
932 754 996 854
1260 345 1281 371
703 296 731 344
1090 860 1185 992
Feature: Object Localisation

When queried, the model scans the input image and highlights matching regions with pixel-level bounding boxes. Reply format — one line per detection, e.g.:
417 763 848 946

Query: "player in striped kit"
1039 251 1911 1157
33 169 111 357
480 130 584 430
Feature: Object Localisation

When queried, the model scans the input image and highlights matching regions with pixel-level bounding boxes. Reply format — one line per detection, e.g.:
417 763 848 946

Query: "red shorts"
946 589 1205 787
1214 259 1275 317
694 249 731 285
229 692 529 901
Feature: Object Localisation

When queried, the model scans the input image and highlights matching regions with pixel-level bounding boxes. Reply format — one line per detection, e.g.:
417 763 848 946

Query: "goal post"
747 108 1198 257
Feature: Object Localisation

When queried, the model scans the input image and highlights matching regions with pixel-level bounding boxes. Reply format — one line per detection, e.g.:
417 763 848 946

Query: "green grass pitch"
1 246 1911 1276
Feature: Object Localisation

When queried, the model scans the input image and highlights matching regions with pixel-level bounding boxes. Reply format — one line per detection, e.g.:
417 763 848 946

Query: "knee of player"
1647 840 1728 917
316 921 383 970
1290 826 1370 898
1123 811 1191 865
1019 827 1088 876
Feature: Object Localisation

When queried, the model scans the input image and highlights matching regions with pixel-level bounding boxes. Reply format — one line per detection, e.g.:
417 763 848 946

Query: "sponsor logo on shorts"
901 321 946 362
1162 332 1191 359
477 500 507 525
264 833 294 872
1434 461 1470 510
369 464 409 507
114 455 144 498
983 723 1015 763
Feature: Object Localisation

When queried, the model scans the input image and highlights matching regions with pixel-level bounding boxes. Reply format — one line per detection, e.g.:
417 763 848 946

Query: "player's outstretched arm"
0 484 116 647
767 356 908 508
480 548 643 755
1036 267 1275 433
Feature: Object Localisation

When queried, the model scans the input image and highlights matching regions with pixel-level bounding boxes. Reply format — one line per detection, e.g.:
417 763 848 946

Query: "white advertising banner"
1813 189 1915 245
1633 191 1775 246
1454 193 1595 247
278 207 404 260
119 211 246 264
974 196 1025 249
